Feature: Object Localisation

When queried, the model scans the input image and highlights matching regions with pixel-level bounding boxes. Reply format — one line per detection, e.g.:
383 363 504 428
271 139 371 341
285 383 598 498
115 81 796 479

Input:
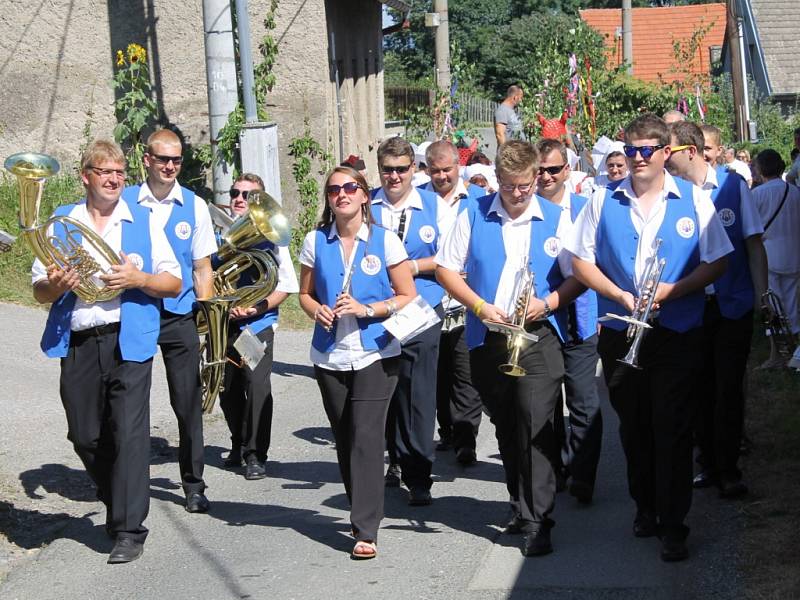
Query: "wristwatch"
542 299 552 318
363 304 375 318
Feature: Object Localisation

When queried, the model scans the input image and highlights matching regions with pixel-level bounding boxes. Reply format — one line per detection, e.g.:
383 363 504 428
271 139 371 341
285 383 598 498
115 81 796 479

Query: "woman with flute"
298 165 416 559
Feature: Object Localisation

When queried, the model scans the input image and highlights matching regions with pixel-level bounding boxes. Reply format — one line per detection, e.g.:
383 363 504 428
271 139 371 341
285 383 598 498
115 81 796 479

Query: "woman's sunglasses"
326 182 363 197
622 144 666 159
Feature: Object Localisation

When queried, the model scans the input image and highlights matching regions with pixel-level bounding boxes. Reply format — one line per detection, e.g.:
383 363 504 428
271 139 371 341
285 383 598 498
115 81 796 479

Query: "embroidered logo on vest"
174 221 192 240
419 225 436 243
361 255 382 275
543 236 560 258
718 208 736 227
126 253 144 270
676 217 696 239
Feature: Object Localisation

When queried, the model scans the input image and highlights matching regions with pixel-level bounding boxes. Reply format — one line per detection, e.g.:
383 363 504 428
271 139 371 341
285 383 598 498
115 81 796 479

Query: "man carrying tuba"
436 140 584 558
122 129 218 515
32 140 182 563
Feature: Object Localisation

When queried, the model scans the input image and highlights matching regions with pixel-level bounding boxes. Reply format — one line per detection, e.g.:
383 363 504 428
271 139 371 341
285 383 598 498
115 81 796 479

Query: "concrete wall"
0 0 385 216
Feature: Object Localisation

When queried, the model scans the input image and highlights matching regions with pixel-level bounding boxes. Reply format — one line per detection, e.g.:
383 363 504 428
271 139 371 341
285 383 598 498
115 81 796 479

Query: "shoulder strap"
764 183 790 232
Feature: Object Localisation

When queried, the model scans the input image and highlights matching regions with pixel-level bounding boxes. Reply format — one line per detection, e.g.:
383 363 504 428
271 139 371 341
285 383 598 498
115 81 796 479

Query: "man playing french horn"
567 114 733 563
436 140 584 557
30 140 182 563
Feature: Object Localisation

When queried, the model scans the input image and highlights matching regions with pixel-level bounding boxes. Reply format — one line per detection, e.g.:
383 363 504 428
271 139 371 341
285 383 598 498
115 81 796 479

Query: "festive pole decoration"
694 83 706 122
581 56 597 144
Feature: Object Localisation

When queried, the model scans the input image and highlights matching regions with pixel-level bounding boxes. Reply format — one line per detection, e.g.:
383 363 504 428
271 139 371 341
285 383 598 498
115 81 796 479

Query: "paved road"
0 303 742 599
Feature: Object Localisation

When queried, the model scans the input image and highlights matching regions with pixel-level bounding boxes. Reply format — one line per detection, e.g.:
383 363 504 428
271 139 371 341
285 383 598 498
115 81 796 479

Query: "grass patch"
741 330 800 598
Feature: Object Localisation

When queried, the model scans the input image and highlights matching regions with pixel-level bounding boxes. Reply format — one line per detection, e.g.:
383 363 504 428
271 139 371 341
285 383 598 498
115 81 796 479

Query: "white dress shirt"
435 193 573 316
31 199 181 331
565 170 733 291
752 178 800 274
136 181 218 260
299 223 408 371
371 187 455 246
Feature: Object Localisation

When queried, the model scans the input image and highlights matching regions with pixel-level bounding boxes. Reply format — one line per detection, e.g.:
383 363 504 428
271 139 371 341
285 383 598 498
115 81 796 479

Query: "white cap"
415 141 432 167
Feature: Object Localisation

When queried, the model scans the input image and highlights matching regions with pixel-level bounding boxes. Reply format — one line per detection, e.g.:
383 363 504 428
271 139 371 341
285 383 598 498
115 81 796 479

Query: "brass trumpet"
4 152 124 303
761 289 797 361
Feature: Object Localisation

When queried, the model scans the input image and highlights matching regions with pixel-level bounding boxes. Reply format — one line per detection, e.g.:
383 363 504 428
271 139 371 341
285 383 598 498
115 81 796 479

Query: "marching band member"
371 137 454 505
32 140 181 563
219 173 299 479
666 122 767 499
420 140 483 463
535 138 603 504
566 114 733 562
122 129 218 513
299 166 416 559
436 140 584 557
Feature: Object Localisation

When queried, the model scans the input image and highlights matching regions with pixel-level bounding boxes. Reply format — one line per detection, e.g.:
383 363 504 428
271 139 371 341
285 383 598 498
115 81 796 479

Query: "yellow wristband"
472 298 486 317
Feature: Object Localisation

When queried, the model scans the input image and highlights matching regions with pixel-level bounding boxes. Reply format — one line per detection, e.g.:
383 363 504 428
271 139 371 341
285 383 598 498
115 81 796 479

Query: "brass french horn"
4 152 124 303
198 190 291 413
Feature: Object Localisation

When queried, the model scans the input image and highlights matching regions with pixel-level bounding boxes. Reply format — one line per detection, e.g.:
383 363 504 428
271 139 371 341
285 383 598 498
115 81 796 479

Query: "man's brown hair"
234 172 265 190
535 138 568 164
624 113 669 146
700 124 722 147
495 140 539 180
377 136 414 166
668 121 705 152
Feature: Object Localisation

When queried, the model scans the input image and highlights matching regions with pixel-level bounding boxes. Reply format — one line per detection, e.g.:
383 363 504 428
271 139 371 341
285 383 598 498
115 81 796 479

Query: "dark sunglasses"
380 164 412 175
622 144 666 159
326 182 363 196
538 164 567 176
150 154 184 165
229 188 251 200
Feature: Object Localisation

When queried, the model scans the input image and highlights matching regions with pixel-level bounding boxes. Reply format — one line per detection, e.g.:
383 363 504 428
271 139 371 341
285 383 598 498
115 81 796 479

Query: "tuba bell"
198 190 291 413
4 152 124 303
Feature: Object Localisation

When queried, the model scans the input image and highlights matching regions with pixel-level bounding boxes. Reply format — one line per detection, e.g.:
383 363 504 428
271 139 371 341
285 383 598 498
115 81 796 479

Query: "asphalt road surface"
0 303 743 599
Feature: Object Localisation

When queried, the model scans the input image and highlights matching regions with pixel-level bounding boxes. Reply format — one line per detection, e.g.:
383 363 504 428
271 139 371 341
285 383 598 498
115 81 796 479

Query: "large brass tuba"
4 152 124 303
198 190 291 413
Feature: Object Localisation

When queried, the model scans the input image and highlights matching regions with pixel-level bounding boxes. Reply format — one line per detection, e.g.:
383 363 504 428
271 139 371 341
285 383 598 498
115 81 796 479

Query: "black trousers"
599 325 701 540
695 298 752 483
386 304 444 490
316 359 398 542
436 325 482 451
158 311 205 494
554 334 603 488
220 327 275 461
60 328 151 543
470 325 564 531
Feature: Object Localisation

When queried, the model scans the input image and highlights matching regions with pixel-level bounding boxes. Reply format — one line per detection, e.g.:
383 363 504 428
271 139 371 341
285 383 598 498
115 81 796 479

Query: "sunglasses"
380 164 412 175
623 144 666 159
326 182 363 196
538 164 567 176
150 154 184 165
670 144 693 153
229 188 252 200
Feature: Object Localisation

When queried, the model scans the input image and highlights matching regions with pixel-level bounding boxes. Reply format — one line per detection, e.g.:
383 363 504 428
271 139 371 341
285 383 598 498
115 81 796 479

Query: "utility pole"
202 0 238 206
727 0 749 141
426 1 451 93
622 0 633 76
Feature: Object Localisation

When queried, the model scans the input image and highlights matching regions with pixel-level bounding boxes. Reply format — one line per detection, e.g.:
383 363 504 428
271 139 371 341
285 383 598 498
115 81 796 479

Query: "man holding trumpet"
565 114 732 562
436 140 583 557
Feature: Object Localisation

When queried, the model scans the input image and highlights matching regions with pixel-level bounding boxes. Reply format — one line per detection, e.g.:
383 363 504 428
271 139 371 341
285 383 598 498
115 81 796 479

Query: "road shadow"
18 464 96 503
292 426 335 446
272 361 315 379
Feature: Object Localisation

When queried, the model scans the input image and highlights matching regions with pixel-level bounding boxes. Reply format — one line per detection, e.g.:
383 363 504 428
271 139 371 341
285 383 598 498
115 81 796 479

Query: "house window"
709 45 722 67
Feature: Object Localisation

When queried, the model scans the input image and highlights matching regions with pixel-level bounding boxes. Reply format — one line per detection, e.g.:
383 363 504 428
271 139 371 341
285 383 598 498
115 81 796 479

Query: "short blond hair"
80 139 126 172
495 140 539 180
146 128 182 152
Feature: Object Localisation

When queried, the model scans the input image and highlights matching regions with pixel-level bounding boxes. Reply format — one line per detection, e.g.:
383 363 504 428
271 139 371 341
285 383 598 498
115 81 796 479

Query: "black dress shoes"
568 480 593 504
660 537 689 562
244 454 267 480
504 514 525 535
224 447 243 468
522 528 553 557
633 510 658 538
456 447 477 466
384 464 401 487
107 537 144 564
692 470 717 489
408 487 433 506
185 492 210 513
719 479 748 499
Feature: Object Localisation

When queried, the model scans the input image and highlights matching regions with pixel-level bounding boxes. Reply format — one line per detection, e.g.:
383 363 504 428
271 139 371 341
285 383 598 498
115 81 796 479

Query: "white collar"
74 197 134 225
372 186 423 210
702 163 719 190
487 192 545 223
425 178 468 204
613 170 683 201
327 221 370 242
137 180 184 205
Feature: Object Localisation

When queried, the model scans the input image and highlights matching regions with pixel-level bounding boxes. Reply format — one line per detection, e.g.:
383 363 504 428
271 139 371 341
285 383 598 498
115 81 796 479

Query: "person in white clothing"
299 165 416 560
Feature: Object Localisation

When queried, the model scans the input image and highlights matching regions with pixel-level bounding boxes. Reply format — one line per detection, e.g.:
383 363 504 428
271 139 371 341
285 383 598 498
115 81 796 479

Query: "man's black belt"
71 322 121 340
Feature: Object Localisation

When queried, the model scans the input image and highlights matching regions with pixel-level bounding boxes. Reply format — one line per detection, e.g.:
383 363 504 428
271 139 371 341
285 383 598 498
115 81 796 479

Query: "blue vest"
311 225 394 353
40 201 162 362
122 184 196 315
596 177 704 333
710 167 754 319
463 193 568 350
371 188 443 308
569 194 599 341
224 241 281 335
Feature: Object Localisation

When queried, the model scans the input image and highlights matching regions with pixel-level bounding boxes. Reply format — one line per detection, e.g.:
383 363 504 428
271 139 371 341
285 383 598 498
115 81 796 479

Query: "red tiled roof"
580 4 726 85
